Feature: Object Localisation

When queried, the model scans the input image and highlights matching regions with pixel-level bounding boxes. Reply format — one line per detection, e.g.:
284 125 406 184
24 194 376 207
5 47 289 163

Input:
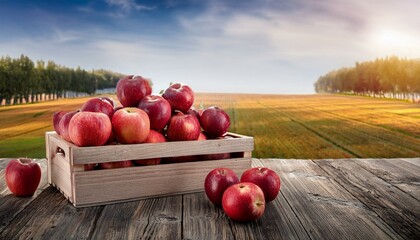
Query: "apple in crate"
116 75 152 107
241 167 281 202
133 130 166 165
205 168 239 206
200 106 230 138
162 83 194 113
112 107 150 144
53 111 66 135
80 97 115 119
99 160 133 169
138 95 172 131
167 111 200 141
222 182 265 221
187 107 202 119
58 110 79 143
101 96 117 107
5 158 42 197
68 112 112 147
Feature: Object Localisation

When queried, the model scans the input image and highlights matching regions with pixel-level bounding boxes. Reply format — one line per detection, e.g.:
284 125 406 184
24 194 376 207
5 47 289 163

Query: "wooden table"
1 158 419 239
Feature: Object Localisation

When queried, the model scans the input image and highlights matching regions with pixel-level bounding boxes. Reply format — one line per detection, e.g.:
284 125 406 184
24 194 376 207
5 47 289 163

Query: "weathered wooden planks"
90 196 182 239
0 158 419 239
315 158 420 239
264 159 401 240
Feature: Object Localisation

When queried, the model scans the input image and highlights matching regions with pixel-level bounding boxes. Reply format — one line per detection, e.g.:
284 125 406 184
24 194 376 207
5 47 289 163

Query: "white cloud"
105 0 155 11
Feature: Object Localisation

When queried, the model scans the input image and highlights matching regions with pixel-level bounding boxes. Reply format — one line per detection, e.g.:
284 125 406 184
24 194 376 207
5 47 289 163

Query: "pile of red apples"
205 167 281 222
53 75 232 170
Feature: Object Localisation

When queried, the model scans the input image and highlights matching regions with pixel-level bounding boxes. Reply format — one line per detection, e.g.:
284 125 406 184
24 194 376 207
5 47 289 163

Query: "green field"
1 94 419 159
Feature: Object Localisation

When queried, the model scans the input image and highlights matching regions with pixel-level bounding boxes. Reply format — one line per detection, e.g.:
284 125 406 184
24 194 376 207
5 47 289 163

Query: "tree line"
0 54 124 105
314 56 420 102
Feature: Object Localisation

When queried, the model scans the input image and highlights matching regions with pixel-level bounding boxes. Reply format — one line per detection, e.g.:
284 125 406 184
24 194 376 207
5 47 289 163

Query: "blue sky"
1 0 419 94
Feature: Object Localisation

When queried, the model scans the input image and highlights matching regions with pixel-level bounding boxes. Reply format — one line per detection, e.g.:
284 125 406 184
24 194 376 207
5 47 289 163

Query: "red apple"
204 168 239 206
98 160 133 169
222 182 265 221
138 95 172 130
197 132 207 141
200 106 230 138
68 112 112 147
162 83 194 113
240 167 281 202
102 96 116 108
116 75 152 107
187 107 203 120
84 163 97 171
53 111 66 135
5 158 42 197
133 130 166 165
202 152 231 161
161 155 198 164
58 110 79 143
166 111 200 141
112 107 150 144
198 132 231 160
81 97 115 119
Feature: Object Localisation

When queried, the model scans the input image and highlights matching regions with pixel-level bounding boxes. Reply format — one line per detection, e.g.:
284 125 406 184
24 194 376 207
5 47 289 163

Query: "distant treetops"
314 56 420 102
0 54 124 105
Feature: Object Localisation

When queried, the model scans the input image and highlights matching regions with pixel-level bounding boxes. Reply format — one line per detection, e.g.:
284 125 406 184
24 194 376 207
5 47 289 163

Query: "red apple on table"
58 110 79 143
133 130 166 165
98 160 133 169
68 112 112 147
205 168 239 206
200 106 230 138
116 75 152 107
5 158 42 197
222 182 265 221
112 107 150 144
53 111 66 135
166 111 200 141
138 95 171 131
241 167 281 203
162 83 194 113
80 97 115 119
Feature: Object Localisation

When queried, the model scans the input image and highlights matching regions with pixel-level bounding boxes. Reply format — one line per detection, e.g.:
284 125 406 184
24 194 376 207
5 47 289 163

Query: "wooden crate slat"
46 132 253 164
73 158 251 207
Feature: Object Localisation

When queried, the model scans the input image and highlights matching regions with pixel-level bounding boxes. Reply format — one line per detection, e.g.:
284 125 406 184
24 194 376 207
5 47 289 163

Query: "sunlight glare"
370 28 419 56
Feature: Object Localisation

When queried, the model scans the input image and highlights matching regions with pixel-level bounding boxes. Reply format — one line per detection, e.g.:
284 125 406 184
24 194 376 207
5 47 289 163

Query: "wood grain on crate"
0 158 419 239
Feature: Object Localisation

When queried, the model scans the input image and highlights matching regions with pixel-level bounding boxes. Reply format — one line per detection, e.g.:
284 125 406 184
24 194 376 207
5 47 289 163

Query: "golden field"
1 93 419 159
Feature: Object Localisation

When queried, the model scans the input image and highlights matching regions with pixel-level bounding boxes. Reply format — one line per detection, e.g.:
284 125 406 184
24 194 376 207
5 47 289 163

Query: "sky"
1 0 419 94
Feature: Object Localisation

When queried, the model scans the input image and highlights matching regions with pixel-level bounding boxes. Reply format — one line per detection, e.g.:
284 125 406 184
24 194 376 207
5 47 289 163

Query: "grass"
1 94 419 159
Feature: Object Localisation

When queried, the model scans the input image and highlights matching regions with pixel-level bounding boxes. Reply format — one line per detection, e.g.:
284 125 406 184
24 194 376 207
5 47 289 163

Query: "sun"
370 28 418 55
376 29 405 46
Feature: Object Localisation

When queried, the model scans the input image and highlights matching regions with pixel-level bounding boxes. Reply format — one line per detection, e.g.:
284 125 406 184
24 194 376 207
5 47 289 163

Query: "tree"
314 56 420 101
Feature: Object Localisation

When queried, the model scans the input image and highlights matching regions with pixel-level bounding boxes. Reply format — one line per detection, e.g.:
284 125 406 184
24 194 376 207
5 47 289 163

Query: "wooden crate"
45 131 254 207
